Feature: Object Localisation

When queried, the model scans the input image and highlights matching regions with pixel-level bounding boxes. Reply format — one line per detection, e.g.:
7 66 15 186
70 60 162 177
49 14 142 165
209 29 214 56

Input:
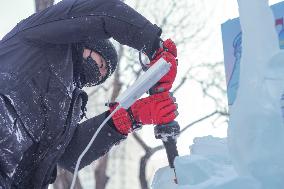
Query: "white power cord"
70 104 121 189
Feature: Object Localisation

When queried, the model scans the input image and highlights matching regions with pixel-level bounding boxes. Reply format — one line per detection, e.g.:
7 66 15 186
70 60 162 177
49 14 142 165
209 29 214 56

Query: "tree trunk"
95 155 110 189
35 0 54 12
139 152 152 189
53 167 83 189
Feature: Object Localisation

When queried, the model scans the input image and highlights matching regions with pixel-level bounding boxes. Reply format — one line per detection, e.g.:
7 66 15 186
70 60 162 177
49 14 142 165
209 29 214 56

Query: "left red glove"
109 92 178 135
150 39 178 93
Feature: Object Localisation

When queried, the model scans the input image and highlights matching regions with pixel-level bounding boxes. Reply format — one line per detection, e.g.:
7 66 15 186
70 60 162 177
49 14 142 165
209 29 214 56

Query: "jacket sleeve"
58 111 126 172
15 0 162 57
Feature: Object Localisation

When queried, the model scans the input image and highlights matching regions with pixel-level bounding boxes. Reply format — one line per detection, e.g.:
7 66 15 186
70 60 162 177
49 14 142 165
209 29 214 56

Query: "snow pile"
152 0 284 188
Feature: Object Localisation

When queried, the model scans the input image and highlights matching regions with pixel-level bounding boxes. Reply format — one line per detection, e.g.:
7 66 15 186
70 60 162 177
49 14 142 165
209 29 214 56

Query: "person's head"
79 39 118 87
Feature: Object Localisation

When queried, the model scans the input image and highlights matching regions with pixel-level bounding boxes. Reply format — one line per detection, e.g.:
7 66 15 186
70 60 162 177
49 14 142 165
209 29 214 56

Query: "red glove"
109 92 178 135
150 39 178 93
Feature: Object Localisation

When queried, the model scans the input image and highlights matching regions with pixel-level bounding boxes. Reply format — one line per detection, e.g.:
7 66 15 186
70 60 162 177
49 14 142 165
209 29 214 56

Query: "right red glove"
109 92 178 135
150 39 178 93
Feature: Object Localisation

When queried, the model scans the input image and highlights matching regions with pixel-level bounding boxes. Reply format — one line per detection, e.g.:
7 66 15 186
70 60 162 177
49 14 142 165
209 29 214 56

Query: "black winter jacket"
0 0 161 188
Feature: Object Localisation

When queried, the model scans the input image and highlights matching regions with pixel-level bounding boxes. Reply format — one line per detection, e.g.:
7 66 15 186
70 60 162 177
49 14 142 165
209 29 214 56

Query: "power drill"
139 38 180 183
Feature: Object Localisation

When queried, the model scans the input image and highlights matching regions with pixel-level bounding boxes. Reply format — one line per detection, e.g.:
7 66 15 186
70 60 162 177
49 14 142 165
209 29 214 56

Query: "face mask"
80 55 102 87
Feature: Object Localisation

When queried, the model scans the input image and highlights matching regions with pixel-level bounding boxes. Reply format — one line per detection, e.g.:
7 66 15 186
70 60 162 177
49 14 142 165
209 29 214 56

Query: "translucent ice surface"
228 0 284 187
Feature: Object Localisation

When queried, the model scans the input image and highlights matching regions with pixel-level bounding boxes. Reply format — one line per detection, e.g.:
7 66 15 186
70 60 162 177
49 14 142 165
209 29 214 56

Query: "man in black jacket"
0 0 178 188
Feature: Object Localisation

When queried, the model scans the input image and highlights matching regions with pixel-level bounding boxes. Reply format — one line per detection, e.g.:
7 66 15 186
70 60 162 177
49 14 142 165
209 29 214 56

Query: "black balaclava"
75 39 118 87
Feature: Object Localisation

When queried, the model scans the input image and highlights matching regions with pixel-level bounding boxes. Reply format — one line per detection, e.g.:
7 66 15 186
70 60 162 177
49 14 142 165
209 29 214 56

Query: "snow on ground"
152 0 284 188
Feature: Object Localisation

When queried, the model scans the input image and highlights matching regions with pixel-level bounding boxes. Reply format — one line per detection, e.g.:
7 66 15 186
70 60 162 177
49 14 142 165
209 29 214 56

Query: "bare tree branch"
132 133 150 151
172 67 191 94
180 111 220 133
159 1 177 29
